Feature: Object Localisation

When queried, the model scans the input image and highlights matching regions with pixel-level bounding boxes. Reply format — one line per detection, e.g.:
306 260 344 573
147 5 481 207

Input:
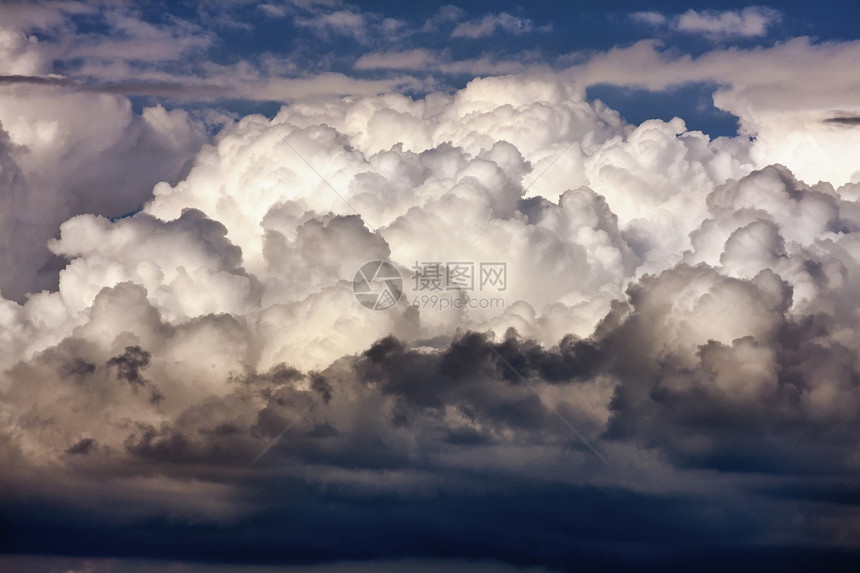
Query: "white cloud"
678 6 781 38
63 9 214 62
0 28 48 74
566 37 860 186
354 49 438 71
632 6 782 40
451 12 538 39
0 88 205 301
353 49 538 76
257 3 288 18
295 9 370 41
2 3 860 565
0 75 758 378
630 11 667 27
422 4 467 32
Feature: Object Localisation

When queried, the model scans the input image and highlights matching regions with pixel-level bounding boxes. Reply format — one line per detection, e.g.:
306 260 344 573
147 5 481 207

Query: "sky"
1 1 860 572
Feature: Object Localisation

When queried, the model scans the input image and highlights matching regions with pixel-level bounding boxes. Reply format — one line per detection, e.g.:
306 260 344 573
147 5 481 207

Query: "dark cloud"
5 183 860 564
0 74 226 98
65 437 97 455
65 357 96 377
107 345 170 405
823 115 860 126
108 345 152 389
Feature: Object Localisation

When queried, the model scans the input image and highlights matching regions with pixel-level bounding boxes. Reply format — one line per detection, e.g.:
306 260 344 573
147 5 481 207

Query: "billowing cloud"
4 72 860 569
1 2 860 572
0 91 205 301
567 38 860 186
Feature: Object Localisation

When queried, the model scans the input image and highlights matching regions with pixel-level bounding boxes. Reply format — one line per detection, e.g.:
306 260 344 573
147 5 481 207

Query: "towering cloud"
1 2 859 572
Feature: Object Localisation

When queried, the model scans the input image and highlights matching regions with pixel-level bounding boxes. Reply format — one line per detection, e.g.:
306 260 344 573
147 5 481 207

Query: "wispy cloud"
295 9 369 41
678 6 781 38
630 11 667 27
354 49 438 71
257 3 288 19
632 6 782 40
422 4 466 33
451 12 544 39
353 48 539 75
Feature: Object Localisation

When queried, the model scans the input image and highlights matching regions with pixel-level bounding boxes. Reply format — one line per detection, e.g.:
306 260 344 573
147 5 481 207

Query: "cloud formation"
3 72 860 569
677 6 781 38
633 6 782 39
450 12 539 39
1 2 860 571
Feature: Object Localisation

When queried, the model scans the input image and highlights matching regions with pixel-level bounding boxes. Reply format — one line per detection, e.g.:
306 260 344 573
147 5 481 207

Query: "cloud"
630 11 667 27
677 7 782 39
633 6 782 40
824 113 860 126
257 3 288 18
0 89 205 302
3 71 860 569
353 49 538 75
354 49 438 71
566 37 860 186
0 2 212 71
0 2 413 101
61 9 214 62
295 9 369 41
2 3 860 571
422 4 467 33
451 12 540 39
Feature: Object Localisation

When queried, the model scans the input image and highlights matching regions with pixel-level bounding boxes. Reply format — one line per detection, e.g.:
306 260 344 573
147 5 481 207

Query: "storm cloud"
1 2 860 572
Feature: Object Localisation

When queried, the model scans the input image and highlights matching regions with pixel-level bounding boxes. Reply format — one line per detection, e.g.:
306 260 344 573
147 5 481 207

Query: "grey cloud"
107 345 151 389
0 97 205 301
0 74 227 97
65 437 97 455
824 115 860 126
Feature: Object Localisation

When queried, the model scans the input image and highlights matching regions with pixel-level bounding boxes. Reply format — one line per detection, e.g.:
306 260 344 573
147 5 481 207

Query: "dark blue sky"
99 0 860 138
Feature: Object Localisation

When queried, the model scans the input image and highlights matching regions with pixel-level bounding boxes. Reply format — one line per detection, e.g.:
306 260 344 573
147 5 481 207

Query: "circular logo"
352 260 403 311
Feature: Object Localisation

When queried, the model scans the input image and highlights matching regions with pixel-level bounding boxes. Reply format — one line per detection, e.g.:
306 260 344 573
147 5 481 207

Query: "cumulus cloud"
4 70 860 568
566 38 860 186
0 90 205 301
2 3 860 571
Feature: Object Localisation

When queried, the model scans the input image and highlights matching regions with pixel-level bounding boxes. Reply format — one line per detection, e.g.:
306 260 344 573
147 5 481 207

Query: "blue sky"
28 0 860 137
